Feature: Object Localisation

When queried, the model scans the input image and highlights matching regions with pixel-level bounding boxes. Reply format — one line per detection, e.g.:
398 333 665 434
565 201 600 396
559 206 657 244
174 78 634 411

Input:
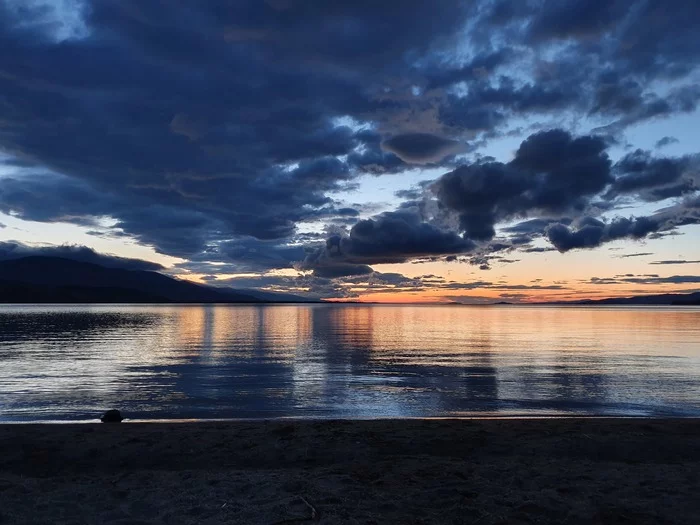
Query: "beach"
0 419 699 524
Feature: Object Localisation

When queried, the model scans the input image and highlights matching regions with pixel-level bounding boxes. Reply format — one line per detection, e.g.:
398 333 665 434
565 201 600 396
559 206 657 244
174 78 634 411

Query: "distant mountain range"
0 256 315 304
544 291 700 306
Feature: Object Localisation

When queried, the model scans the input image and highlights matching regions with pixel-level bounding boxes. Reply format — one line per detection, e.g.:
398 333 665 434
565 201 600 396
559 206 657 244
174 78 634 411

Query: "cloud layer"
0 241 164 271
0 1 699 297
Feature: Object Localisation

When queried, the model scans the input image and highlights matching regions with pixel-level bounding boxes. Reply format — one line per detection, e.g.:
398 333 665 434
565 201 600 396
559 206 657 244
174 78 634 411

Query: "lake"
1 304 699 421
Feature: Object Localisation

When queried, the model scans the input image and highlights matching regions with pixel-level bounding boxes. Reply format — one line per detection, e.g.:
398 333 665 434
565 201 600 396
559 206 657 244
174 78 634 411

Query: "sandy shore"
0 419 699 524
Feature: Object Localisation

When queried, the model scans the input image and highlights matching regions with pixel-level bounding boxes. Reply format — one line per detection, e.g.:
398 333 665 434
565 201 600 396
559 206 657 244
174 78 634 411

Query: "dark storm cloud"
394 189 422 200
432 130 612 241
0 174 116 225
527 0 627 42
0 241 163 271
381 133 464 163
219 238 307 273
523 247 557 253
345 130 407 175
0 161 363 256
447 1 700 137
546 216 659 252
167 235 316 277
544 192 700 253
588 75 647 116
650 260 700 266
502 219 565 235
614 0 700 78
436 76 583 136
113 206 223 257
0 0 471 256
394 180 433 201
618 252 653 258
656 137 679 149
424 49 514 89
330 209 474 263
589 275 700 286
606 150 699 202
522 0 700 79
425 129 700 256
590 82 700 132
313 263 374 279
299 209 474 276
500 218 575 250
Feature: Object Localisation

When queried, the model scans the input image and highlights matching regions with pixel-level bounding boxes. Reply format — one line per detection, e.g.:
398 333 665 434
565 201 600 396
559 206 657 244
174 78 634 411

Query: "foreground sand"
1 419 699 524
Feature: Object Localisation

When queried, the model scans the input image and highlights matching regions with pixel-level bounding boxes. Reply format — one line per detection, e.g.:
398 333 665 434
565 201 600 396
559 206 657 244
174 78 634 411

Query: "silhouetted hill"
548 291 700 306
0 256 261 303
0 280 170 303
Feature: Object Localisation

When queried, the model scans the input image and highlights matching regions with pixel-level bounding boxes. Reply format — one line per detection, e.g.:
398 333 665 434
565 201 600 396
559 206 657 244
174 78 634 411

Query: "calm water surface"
1 304 699 421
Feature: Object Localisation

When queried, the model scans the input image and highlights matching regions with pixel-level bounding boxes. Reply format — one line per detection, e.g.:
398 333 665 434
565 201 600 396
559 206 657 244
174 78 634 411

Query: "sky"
0 0 699 303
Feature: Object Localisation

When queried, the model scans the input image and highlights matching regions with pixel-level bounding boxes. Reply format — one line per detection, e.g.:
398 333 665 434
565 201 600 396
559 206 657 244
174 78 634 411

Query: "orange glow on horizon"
330 285 700 304
173 270 700 305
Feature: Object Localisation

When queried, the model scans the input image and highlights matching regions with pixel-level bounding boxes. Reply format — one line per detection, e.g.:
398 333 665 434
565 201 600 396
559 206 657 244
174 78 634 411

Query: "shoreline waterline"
3 414 700 425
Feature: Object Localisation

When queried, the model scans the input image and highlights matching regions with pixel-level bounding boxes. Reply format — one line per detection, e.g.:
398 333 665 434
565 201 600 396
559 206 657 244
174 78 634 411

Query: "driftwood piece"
272 495 321 524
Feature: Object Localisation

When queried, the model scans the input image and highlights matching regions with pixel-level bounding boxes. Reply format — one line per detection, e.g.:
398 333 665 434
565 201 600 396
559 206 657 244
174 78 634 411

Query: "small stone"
101 409 123 423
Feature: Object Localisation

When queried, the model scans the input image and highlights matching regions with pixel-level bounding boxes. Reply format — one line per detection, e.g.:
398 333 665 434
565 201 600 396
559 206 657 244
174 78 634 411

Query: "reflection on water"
0 304 699 421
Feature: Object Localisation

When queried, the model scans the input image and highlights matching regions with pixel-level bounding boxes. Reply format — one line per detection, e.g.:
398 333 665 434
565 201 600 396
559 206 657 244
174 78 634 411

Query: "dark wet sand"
1 419 699 524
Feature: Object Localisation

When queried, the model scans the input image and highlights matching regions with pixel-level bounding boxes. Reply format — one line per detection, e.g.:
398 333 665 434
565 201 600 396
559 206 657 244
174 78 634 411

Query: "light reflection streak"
0 304 699 421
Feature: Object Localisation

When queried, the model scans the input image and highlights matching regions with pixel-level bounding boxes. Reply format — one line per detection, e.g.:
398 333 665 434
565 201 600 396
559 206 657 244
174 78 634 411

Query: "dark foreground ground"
0 419 699 524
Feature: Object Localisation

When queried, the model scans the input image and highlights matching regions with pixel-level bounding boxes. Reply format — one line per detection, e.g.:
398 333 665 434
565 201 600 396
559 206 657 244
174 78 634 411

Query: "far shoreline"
3 414 700 425
2 297 700 306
